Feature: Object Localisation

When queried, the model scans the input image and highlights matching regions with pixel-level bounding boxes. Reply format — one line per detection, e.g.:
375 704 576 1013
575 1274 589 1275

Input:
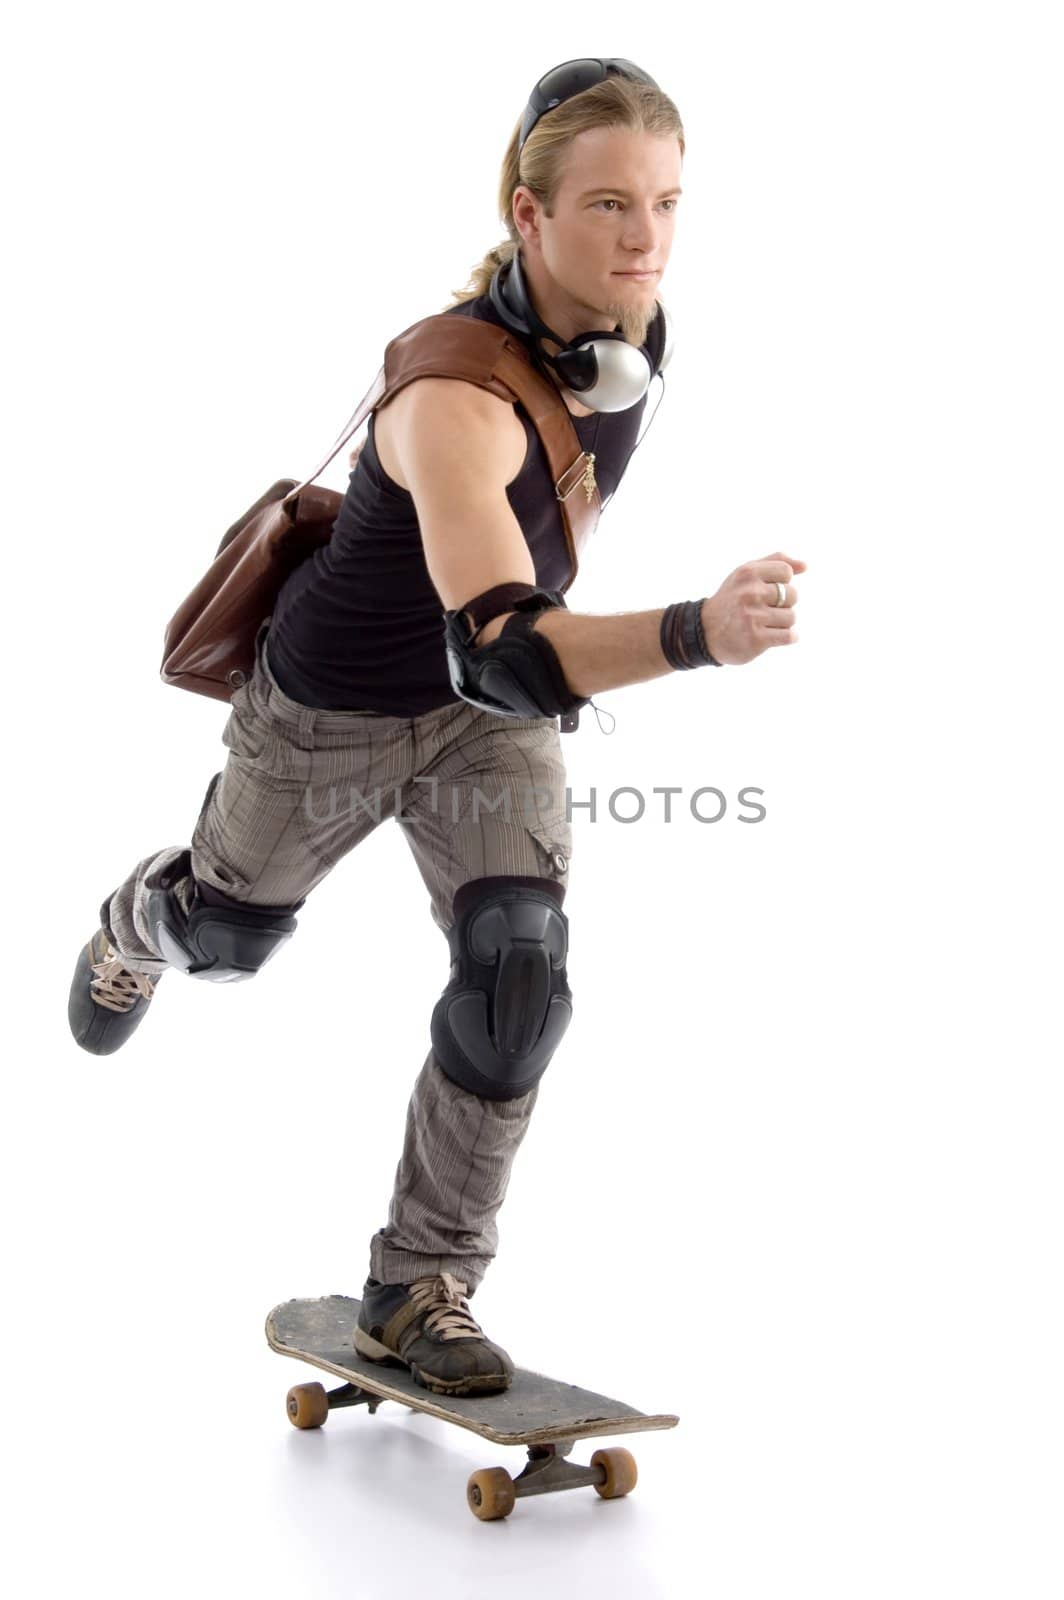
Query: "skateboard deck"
266 1294 679 1520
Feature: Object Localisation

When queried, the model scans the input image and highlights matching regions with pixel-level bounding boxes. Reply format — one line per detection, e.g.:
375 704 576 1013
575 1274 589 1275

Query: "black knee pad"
430 876 572 1102
146 861 305 983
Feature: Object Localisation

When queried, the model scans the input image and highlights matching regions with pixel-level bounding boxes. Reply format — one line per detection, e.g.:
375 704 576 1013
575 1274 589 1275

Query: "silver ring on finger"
772 581 787 607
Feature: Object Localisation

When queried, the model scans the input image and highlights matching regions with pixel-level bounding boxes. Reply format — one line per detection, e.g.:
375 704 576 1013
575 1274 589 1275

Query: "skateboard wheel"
466 1466 516 1521
590 1447 638 1499
286 1382 329 1429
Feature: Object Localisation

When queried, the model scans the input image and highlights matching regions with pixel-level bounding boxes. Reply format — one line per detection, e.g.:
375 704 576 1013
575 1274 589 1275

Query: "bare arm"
382 375 537 611
386 377 804 698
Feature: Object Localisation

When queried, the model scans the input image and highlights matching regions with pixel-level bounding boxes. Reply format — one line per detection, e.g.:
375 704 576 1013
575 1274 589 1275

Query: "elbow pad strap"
458 581 561 641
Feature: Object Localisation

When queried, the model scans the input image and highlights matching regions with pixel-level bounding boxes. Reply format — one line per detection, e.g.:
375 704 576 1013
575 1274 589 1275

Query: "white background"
2 2 1061 1595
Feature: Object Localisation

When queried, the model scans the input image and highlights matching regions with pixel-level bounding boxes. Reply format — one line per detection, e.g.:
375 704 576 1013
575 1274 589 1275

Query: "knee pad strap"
430 879 572 1101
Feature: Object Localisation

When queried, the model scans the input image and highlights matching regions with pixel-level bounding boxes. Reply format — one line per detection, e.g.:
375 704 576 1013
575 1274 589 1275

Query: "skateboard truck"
468 1437 639 1520
289 1379 388 1419
507 1440 611 1497
466 1438 631 1519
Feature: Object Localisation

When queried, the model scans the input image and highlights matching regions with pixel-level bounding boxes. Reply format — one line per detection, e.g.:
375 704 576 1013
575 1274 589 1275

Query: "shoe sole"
352 1324 512 1396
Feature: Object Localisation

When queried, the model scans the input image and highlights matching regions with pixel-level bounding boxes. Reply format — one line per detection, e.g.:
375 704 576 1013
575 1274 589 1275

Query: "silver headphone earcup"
560 337 654 413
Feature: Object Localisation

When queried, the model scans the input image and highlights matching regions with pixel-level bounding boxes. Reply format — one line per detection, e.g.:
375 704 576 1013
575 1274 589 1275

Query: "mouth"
614 270 659 281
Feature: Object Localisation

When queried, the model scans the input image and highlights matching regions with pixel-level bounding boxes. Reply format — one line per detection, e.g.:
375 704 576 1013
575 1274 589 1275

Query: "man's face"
515 126 682 346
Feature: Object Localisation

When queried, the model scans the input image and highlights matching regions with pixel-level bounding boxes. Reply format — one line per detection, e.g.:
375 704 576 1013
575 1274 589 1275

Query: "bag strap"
281 363 388 506
491 335 602 589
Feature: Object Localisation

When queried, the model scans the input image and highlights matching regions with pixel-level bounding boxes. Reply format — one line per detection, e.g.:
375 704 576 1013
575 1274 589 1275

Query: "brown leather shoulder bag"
160 314 601 701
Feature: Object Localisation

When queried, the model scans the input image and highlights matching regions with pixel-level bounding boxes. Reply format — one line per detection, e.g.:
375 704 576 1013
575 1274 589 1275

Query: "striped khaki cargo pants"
99 619 573 1295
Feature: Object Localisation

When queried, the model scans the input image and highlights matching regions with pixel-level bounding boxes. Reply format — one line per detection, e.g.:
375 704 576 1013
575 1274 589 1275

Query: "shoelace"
408 1271 486 1341
90 944 159 1013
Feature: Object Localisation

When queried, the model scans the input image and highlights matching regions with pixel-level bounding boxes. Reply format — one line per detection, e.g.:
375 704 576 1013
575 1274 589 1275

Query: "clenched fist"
701 553 806 666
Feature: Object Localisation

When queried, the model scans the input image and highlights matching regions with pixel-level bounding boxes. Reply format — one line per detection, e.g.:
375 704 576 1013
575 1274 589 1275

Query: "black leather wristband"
660 599 722 669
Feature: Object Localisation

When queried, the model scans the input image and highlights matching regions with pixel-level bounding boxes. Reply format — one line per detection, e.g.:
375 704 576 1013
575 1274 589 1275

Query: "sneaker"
353 1271 515 1396
68 928 163 1056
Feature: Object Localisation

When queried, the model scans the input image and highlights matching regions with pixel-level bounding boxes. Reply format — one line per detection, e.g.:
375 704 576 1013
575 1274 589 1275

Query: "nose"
621 205 664 255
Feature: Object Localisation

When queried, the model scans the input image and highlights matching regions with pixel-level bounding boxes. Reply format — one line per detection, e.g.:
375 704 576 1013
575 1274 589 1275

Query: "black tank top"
265 291 649 713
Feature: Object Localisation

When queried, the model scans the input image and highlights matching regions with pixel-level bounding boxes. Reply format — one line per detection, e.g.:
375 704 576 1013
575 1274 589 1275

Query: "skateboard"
266 1295 679 1521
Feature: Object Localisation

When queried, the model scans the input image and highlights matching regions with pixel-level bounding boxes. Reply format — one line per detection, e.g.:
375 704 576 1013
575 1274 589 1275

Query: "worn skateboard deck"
265 1294 679 1447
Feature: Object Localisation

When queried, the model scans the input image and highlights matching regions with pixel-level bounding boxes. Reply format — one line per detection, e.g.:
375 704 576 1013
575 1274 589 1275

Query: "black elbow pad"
443 589 589 722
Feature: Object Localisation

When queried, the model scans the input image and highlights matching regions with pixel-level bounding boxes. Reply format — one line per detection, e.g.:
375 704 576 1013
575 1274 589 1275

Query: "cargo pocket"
524 820 571 884
189 765 252 897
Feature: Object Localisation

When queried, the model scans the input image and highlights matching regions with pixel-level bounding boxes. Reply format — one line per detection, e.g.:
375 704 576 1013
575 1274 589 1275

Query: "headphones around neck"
488 247 675 414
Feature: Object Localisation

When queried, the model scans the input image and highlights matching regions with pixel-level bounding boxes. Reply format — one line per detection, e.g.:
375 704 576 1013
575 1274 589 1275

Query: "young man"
69 60 804 1398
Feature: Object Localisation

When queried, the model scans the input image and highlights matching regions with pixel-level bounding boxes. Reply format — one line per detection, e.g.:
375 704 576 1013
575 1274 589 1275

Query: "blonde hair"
444 73 685 308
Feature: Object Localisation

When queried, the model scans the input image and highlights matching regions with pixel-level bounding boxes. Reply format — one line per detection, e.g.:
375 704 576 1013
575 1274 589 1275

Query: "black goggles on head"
517 57 660 153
